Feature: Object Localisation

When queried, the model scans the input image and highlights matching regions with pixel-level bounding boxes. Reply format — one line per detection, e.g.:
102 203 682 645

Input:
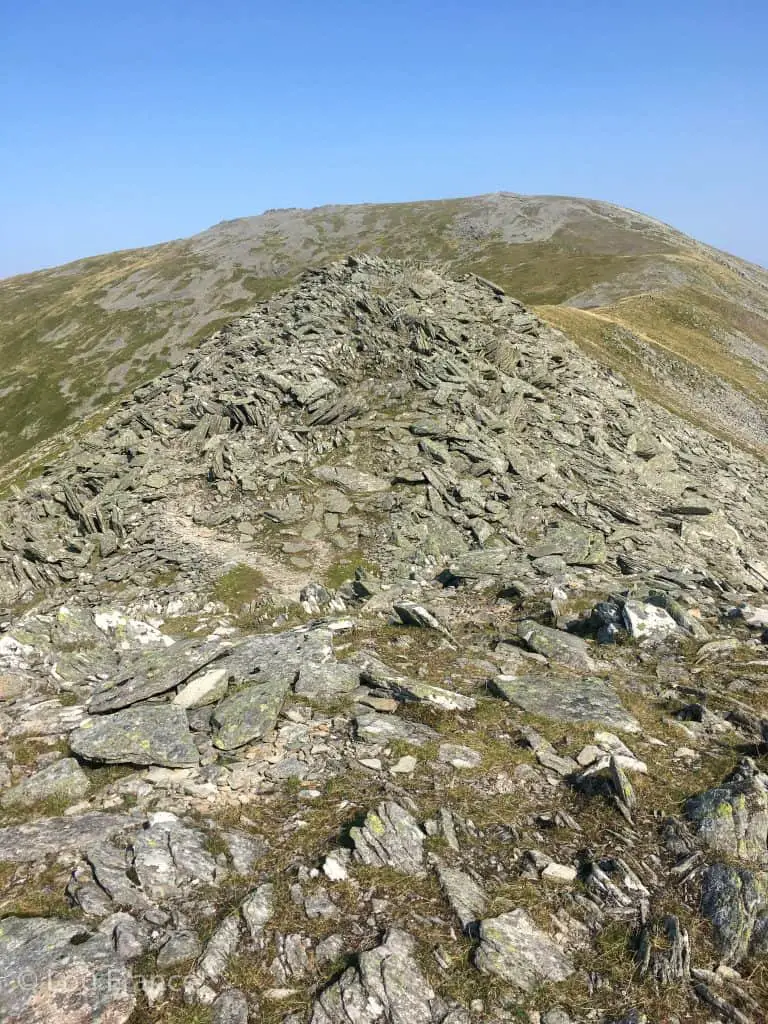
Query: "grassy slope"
2 193 768 474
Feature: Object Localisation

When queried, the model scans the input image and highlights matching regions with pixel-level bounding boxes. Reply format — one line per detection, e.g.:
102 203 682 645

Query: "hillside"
3 192 768 476
3 257 768 1023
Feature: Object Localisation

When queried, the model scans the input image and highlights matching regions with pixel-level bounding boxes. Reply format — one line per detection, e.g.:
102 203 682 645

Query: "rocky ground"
2 255 768 1022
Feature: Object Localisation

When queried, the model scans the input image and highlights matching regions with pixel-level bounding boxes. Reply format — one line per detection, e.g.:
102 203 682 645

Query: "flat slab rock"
475 908 574 990
0 811 135 864
492 673 639 733
0 916 135 1024
70 705 199 767
310 928 469 1024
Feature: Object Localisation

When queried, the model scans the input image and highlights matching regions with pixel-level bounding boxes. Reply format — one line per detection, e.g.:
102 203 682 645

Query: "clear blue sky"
2 0 766 277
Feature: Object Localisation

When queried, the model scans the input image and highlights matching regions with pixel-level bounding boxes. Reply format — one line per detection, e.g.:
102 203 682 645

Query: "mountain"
3 193 768 480
2 256 768 1023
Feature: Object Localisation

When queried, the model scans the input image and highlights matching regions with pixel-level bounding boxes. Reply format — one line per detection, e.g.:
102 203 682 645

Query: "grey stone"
700 862 768 964
1 756 90 808
309 928 464 1024
212 988 249 1024
70 705 199 767
685 758 768 864
350 801 425 875
294 661 360 701
88 641 225 713
157 929 203 968
475 909 574 990
517 621 595 671
241 883 275 939
492 673 639 732
622 601 678 642
0 916 135 1024
0 812 134 864
435 861 487 931
354 711 440 747
211 679 289 750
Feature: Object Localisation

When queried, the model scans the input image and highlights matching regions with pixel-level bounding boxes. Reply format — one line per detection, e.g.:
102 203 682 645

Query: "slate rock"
700 862 768 963
685 758 768 864
174 667 229 709
517 621 595 671
354 711 440 747
241 883 275 939
435 860 487 931
0 916 136 1024
1 756 90 808
309 928 467 1024
212 988 249 1024
294 661 360 701
475 909 574 990
0 812 134 864
350 801 425 875
157 929 203 969
492 673 639 732
70 705 199 767
211 678 290 750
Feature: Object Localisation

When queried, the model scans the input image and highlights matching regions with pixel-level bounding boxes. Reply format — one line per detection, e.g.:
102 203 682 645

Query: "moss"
211 564 267 613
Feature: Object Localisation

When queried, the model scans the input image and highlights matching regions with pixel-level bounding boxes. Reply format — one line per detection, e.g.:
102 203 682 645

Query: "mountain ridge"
3 192 768 479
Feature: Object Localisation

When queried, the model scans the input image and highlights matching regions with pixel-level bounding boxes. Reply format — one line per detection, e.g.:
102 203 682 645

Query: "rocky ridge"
2 256 768 1022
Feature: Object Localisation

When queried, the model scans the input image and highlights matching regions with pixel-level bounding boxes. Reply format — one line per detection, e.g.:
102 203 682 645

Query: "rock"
350 801 425 875
438 744 482 769
174 667 229 708
70 705 199 767
359 656 476 711
157 929 203 968
517 621 595 671
241 883 275 939
294 661 360 701
212 988 249 1024
354 711 439 747
391 755 417 774
700 862 768 963
392 601 449 634
130 813 219 898
435 861 487 931
88 641 224 712
541 863 578 885
323 849 351 882
492 673 639 732
195 912 242 987
685 758 768 863
475 909 574 990
0 811 134 863
211 678 290 750
309 928 465 1024
622 601 678 642
0 916 135 1023
0 756 90 808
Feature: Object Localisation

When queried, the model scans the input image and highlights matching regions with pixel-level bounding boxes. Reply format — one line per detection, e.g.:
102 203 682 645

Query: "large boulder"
0 916 135 1023
70 706 199 767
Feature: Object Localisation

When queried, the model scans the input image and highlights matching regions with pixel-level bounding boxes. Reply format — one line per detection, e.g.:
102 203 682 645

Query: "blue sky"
2 0 766 277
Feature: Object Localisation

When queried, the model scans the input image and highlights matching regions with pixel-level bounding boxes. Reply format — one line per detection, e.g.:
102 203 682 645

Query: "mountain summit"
2 256 768 1022
3 193 768 476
